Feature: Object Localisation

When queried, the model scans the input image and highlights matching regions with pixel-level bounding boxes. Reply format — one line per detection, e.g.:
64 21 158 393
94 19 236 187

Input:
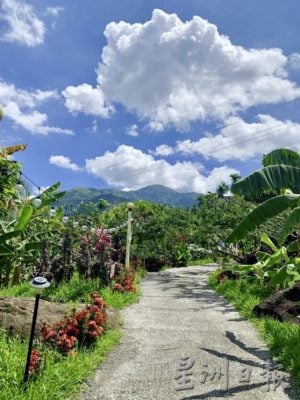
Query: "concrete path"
79 265 298 400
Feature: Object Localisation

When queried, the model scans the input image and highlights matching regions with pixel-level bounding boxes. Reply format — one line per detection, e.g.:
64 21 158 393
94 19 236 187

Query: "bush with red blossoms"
28 349 43 377
112 267 136 293
41 292 106 354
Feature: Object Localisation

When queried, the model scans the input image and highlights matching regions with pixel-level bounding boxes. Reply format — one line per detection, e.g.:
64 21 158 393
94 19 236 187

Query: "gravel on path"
79 265 299 400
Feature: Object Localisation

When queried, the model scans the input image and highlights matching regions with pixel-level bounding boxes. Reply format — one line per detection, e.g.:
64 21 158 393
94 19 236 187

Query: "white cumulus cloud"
85 144 238 193
289 53 300 70
62 84 114 118
126 124 139 137
0 0 45 46
49 155 81 171
94 9 300 131
174 114 300 161
0 80 73 135
151 144 174 156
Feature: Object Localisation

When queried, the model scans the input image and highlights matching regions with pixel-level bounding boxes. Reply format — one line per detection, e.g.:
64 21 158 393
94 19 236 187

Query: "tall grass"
0 328 120 400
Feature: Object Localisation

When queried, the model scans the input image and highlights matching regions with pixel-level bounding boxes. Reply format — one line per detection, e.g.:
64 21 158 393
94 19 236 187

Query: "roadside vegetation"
209 272 300 387
1 123 300 396
210 148 300 388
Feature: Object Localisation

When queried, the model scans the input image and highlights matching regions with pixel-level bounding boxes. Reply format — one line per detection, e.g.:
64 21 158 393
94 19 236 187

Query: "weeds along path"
79 266 298 400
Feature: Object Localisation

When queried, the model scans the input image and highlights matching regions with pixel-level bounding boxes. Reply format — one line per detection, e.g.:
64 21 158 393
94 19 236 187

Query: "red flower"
88 320 97 329
29 350 42 376
113 283 124 292
93 297 104 308
41 293 107 354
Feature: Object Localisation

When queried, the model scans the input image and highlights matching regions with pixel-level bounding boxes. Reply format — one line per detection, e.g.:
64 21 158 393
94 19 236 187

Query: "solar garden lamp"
49 207 56 217
15 183 26 198
62 215 69 224
81 225 88 232
23 277 50 388
32 197 42 208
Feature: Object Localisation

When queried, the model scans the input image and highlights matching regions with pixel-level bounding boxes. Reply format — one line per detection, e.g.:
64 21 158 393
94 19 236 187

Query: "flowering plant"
112 267 136 293
94 229 111 253
28 349 43 377
41 292 106 354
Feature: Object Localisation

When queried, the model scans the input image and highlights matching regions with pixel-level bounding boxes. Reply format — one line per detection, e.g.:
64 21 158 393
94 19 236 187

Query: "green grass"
0 269 145 309
209 270 300 388
0 328 120 400
188 257 215 266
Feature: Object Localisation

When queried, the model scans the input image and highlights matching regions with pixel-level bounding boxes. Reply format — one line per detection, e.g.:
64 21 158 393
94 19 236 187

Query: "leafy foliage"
55 184 200 211
227 148 300 289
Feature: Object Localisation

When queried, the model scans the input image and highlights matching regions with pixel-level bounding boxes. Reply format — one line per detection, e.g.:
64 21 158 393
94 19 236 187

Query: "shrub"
41 292 106 354
112 267 136 293
29 349 43 377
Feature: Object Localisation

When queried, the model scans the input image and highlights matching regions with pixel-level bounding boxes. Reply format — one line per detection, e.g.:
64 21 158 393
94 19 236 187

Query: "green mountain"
56 185 200 209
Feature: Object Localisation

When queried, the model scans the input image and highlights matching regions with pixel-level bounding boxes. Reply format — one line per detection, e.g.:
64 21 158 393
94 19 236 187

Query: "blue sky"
1 0 300 194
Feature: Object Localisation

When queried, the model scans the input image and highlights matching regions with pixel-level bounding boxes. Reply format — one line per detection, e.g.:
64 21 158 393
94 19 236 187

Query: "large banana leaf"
15 204 33 230
263 247 289 268
262 148 300 168
40 182 61 198
232 165 300 197
226 195 300 242
278 206 300 245
41 191 66 207
261 232 278 252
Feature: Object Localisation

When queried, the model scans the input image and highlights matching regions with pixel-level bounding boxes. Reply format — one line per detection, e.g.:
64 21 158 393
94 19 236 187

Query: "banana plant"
0 203 37 285
231 233 300 288
232 148 300 198
227 149 300 252
0 182 65 286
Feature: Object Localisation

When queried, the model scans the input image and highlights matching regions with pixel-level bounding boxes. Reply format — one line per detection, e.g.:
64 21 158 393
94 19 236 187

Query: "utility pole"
125 203 134 269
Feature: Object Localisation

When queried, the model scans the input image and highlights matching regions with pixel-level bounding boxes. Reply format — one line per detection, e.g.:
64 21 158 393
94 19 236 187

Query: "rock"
0 297 120 339
253 281 300 324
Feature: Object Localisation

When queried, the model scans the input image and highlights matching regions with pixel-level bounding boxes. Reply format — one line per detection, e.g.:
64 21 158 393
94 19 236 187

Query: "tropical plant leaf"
256 251 270 261
261 232 278 252
287 240 299 253
226 195 300 242
0 243 14 254
55 208 64 219
262 148 300 168
231 165 300 197
278 206 300 245
15 204 33 230
269 266 290 285
40 182 61 197
263 248 288 268
0 230 21 242
230 264 255 274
